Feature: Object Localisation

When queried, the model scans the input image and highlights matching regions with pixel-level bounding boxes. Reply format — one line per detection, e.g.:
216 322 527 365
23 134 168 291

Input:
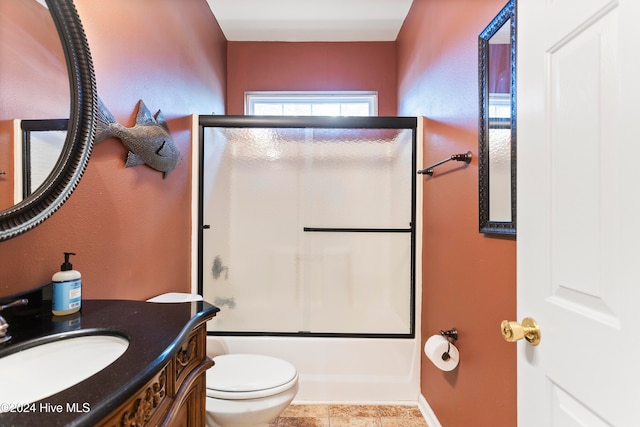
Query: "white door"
517 0 640 425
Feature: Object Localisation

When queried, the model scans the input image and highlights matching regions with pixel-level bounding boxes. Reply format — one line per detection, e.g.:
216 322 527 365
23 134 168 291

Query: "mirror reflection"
478 0 516 235
0 0 70 211
20 120 68 200
487 19 511 222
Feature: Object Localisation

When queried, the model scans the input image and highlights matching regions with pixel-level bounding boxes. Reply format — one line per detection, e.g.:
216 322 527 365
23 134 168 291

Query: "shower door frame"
197 115 418 339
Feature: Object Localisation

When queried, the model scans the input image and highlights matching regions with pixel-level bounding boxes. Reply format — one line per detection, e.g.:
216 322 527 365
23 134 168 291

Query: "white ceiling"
206 0 414 42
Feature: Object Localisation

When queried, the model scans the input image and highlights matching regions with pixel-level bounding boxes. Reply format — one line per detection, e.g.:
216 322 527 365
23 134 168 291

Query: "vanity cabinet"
0 299 219 427
96 323 212 427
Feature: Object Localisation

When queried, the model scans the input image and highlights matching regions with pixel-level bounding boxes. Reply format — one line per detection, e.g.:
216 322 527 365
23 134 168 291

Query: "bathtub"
206 334 421 402
193 116 425 403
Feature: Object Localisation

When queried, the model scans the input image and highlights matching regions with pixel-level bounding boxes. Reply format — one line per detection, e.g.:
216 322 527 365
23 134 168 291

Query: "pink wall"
226 42 397 115
1 1 516 423
0 0 227 300
397 0 516 425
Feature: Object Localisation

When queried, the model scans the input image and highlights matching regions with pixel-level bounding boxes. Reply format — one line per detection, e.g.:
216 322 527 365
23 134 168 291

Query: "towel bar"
418 151 472 176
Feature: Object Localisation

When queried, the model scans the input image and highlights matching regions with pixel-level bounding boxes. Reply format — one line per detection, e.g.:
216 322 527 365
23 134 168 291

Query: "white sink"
0 334 129 409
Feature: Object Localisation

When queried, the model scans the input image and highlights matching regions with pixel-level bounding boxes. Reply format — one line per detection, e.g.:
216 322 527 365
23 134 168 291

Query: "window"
245 91 378 116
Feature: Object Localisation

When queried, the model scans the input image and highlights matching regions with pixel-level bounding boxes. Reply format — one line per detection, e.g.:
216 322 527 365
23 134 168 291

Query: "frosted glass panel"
303 232 412 334
29 130 66 194
202 123 414 335
488 127 511 221
305 128 412 229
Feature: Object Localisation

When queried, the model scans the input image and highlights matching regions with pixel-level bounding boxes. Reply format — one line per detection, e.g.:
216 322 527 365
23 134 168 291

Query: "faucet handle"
0 298 28 311
0 298 27 344
0 315 9 341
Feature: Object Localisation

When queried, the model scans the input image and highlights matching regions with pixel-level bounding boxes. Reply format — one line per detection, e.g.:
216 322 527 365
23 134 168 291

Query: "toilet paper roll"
424 334 459 371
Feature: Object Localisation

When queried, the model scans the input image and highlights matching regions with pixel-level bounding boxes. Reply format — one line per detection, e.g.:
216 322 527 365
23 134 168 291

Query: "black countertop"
0 299 219 427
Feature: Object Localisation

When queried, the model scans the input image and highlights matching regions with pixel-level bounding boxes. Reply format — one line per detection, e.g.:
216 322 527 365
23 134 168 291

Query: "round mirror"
0 0 96 241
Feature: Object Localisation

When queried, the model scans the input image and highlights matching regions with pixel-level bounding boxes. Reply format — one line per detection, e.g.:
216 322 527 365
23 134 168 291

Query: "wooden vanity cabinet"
96 323 212 427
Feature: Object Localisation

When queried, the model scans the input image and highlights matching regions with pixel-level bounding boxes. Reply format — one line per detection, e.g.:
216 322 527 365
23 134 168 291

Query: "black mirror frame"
0 0 96 241
478 0 516 235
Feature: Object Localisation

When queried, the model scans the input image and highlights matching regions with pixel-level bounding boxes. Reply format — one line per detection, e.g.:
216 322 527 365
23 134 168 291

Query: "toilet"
145 293 298 427
205 354 299 427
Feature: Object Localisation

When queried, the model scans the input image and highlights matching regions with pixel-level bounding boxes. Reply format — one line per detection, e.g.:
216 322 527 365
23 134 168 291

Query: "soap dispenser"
52 252 82 316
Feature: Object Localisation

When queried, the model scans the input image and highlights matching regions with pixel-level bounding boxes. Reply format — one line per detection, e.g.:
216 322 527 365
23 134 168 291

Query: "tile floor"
270 404 429 426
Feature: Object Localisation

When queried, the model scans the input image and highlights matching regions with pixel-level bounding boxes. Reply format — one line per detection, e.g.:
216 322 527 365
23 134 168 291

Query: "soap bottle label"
52 279 82 311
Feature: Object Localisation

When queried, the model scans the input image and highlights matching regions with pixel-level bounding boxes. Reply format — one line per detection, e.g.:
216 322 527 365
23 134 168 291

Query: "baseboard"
418 394 442 427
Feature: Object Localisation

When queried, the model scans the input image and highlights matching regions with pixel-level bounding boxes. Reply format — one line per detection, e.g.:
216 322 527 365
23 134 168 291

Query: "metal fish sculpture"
94 97 182 178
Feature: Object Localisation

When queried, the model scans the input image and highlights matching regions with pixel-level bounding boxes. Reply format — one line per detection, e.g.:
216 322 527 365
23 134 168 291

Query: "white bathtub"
206 334 421 402
193 117 426 404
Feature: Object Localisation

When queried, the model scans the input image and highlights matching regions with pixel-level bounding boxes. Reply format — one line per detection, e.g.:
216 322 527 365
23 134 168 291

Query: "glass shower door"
200 117 416 337
300 128 413 335
201 126 307 333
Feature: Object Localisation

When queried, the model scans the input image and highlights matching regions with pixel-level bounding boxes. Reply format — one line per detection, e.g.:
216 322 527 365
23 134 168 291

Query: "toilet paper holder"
439 328 458 361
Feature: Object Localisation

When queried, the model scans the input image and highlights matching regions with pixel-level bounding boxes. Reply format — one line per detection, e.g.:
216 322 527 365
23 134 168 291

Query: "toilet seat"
206 354 298 400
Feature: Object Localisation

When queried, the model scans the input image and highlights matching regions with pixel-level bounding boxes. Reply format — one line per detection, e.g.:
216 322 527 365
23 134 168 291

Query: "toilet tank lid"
146 292 203 303
207 354 297 392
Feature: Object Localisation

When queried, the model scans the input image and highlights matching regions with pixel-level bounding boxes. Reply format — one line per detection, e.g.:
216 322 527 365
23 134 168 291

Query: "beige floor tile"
380 417 429 427
377 405 423 418
329 404 380 418
275 403 428 427
278 417 330 426
330 417 382 427
281 404 330 418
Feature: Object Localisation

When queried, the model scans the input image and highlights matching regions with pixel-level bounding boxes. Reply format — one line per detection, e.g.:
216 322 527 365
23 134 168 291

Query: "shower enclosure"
198 116 417 338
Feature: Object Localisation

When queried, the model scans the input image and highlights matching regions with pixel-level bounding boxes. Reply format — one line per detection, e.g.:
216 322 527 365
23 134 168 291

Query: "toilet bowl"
145 294 298 426
205 354 299 427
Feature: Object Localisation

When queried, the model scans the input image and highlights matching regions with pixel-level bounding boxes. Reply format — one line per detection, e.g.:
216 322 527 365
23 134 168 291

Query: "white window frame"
245 91 378 116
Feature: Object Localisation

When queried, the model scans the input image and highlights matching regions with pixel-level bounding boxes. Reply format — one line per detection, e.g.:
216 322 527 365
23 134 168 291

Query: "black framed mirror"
478 0 516 235
0 0 96 242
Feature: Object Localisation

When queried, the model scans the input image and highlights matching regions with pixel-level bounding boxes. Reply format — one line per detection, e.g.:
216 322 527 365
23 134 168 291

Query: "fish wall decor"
95 97 182 178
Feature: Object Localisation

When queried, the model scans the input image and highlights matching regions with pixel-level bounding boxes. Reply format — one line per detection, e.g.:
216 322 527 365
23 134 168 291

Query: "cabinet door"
171 376 207 427
95 367 170 427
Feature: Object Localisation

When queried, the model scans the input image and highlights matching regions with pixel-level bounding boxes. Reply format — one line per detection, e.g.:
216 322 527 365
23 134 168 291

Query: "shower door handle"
203 224 211 230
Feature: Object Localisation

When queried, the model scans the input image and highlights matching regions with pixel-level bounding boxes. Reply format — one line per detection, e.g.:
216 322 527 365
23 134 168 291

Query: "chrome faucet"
0 298 28 344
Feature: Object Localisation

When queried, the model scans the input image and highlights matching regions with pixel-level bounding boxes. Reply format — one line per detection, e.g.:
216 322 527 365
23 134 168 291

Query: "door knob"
500 317 540 346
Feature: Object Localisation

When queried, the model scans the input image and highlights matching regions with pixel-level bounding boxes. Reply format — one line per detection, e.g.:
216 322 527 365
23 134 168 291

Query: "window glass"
283 103 312 116
253 103 283 116
246 92 377 116
311 103 341 116
341 103 370 116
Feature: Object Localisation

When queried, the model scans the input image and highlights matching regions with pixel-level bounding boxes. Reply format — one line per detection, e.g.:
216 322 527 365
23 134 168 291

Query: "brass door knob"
500 317 540 346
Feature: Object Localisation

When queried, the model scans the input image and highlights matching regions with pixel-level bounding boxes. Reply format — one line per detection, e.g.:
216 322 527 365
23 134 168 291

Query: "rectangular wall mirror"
478 0 516 235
